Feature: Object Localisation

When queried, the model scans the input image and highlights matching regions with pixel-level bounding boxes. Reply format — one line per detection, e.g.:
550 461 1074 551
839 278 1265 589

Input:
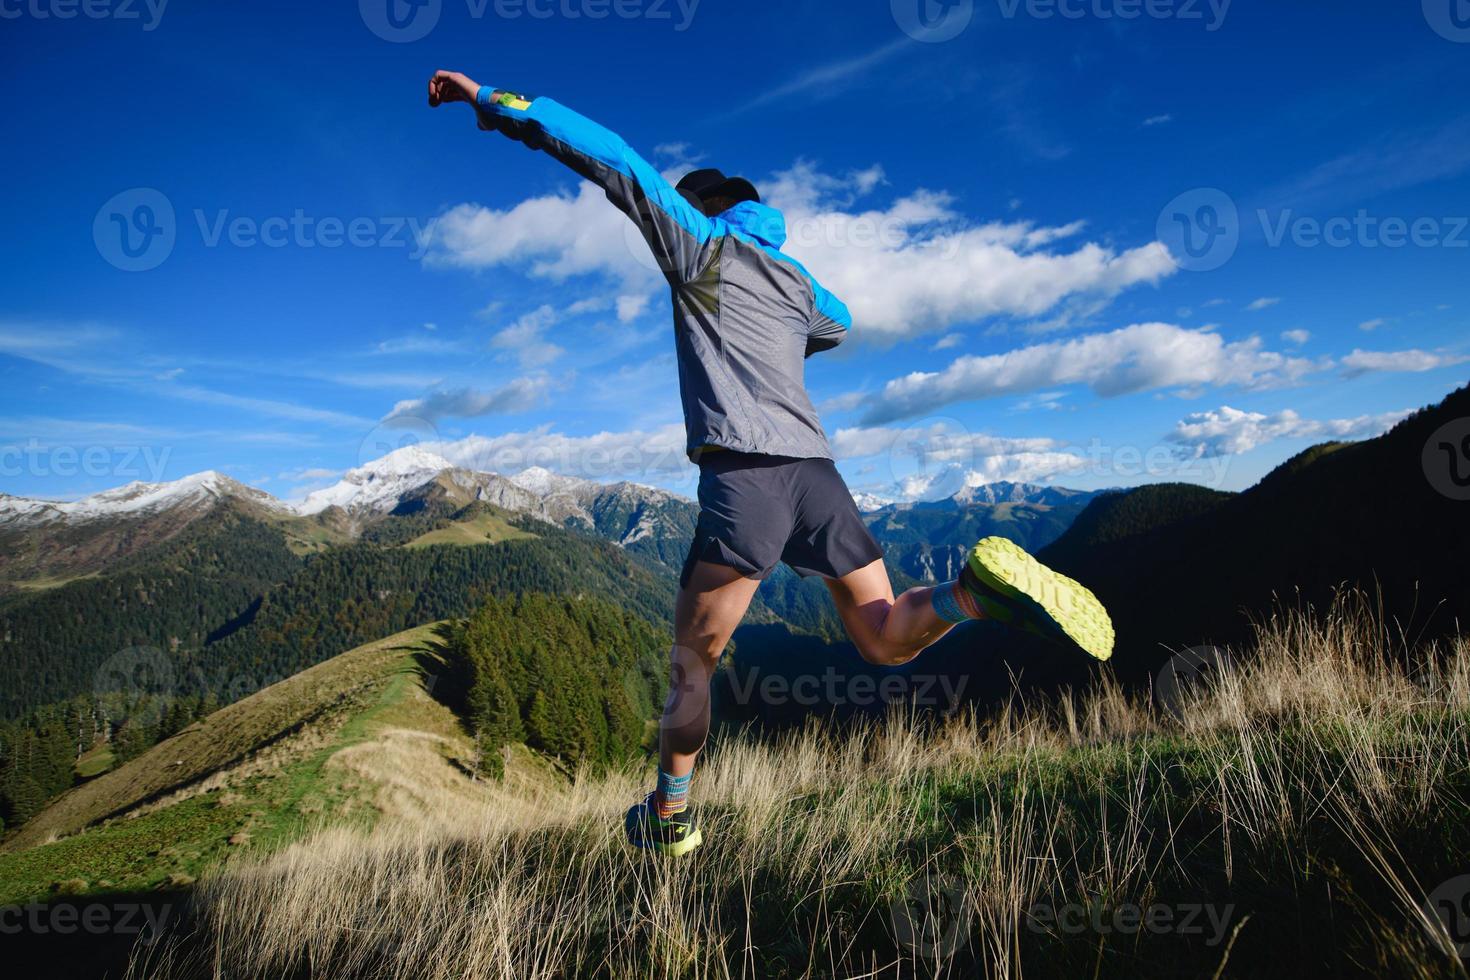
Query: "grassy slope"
0 623 501 903
134 601 1470 980
402 512 536 549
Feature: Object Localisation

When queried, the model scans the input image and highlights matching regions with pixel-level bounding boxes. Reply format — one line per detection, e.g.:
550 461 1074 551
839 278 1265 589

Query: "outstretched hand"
428 70 480 108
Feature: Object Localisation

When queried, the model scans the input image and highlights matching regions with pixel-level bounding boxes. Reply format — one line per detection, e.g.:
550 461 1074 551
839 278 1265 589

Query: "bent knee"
855 638 919 668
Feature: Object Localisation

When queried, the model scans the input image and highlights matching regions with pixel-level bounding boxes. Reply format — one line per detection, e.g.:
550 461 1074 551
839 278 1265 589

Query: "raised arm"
429 70 717 284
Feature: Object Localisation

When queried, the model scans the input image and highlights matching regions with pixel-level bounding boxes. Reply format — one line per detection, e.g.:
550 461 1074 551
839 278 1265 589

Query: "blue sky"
2 0 1467 504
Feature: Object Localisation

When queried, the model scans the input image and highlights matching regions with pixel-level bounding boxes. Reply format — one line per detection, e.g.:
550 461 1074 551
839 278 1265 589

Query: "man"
428 70 1114 857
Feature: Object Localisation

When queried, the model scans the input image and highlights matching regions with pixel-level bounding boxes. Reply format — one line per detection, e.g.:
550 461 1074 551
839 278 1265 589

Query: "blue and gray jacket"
474 87 851 462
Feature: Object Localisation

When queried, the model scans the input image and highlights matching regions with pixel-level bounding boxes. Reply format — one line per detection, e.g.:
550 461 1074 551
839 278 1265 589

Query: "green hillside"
0 624 458 896
1040 382 1470 679
0 587 673 901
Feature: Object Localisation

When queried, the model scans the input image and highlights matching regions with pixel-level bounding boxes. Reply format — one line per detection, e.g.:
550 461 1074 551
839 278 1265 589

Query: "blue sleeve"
806 277 852 357
475 87 717 284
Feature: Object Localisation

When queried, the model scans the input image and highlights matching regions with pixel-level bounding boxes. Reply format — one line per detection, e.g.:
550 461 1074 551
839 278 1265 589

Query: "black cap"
675 168 761 209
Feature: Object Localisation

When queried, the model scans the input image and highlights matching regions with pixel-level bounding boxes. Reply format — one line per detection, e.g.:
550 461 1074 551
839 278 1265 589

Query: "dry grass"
131 595 1470 979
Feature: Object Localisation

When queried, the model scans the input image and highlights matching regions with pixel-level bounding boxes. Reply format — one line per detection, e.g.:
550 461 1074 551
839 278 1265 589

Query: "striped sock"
931 579 986 624
934 581 981 620
655 768 691 818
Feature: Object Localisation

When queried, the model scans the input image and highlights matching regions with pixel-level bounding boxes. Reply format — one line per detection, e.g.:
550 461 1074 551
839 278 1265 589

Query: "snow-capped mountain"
0 446 1103 587
295 447 464 517
0 471 289 529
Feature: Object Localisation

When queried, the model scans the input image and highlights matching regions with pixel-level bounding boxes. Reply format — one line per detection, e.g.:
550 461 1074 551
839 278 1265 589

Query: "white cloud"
861 323 1327 424
1246 297 1281 312
424 182 656 290
831 423 1086 501
1142 114 1174 127
1340 348 1467 377
616 294 651 323
1358 318 1385 332
371 334 465 356
385 376 552 423
1281 329 1311 346
768 162 1175 344
932 333 963 351
425 161 1175 348
725 38 911 116
1168 405 1412 458
426 423 692 486
491 306 564 369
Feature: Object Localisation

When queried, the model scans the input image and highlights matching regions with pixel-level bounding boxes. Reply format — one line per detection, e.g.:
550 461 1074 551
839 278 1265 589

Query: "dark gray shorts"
680 451 884 588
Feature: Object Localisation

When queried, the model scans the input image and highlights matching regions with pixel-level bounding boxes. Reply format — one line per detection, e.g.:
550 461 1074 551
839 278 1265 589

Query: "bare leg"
825 557 984 667
659 561 762 783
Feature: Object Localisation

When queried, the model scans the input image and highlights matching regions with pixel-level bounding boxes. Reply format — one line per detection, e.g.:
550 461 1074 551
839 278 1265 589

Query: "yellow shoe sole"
968 536 1115 662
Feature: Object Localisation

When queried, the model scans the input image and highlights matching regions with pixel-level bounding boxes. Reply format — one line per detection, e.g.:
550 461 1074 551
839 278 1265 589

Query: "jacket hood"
719 200 787 249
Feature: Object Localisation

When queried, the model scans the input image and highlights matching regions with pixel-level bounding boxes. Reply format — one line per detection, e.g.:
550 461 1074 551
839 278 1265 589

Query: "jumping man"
427 70 1115 856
